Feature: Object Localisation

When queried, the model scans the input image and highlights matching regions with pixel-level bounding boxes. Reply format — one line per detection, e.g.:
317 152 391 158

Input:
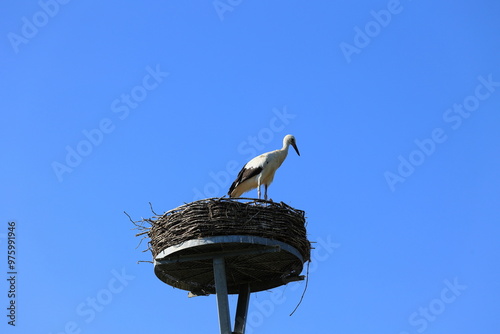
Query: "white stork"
228 134 300 200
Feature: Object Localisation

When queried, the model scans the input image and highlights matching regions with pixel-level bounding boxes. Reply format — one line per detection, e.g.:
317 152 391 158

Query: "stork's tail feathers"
228 182 238 197
228 185 242 198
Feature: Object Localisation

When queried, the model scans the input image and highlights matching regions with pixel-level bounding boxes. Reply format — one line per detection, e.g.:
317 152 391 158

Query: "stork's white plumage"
228 134 300 200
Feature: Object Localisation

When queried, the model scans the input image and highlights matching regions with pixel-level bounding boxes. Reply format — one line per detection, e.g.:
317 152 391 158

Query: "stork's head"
284 134 300 156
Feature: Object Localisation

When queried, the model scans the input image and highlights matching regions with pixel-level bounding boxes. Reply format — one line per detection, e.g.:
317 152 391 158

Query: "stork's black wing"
228 166 263 196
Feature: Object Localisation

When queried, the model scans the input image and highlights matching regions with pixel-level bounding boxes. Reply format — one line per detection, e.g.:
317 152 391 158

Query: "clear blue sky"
1 1 499 333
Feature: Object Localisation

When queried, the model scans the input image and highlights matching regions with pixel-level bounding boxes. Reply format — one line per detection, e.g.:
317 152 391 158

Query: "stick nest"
133 198 311 263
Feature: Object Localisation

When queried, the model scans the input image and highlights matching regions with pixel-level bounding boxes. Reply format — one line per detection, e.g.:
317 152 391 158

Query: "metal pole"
213 256 232 334
233 284 251 334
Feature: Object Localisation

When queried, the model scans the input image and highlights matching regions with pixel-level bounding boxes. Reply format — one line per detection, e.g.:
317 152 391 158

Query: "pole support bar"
213 257 232 334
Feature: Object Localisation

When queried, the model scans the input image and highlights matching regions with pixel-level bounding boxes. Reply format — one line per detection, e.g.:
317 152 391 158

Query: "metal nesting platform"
133 198 311 334
154 235 305 294
154 235 305 334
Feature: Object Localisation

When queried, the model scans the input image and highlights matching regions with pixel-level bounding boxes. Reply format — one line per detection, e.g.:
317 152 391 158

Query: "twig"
124 211 134 223
149 202 159 216
289 260 310 316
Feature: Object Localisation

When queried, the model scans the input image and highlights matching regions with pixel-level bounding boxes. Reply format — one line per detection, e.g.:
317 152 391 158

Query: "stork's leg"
264 185 268 201
257 177 262 199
